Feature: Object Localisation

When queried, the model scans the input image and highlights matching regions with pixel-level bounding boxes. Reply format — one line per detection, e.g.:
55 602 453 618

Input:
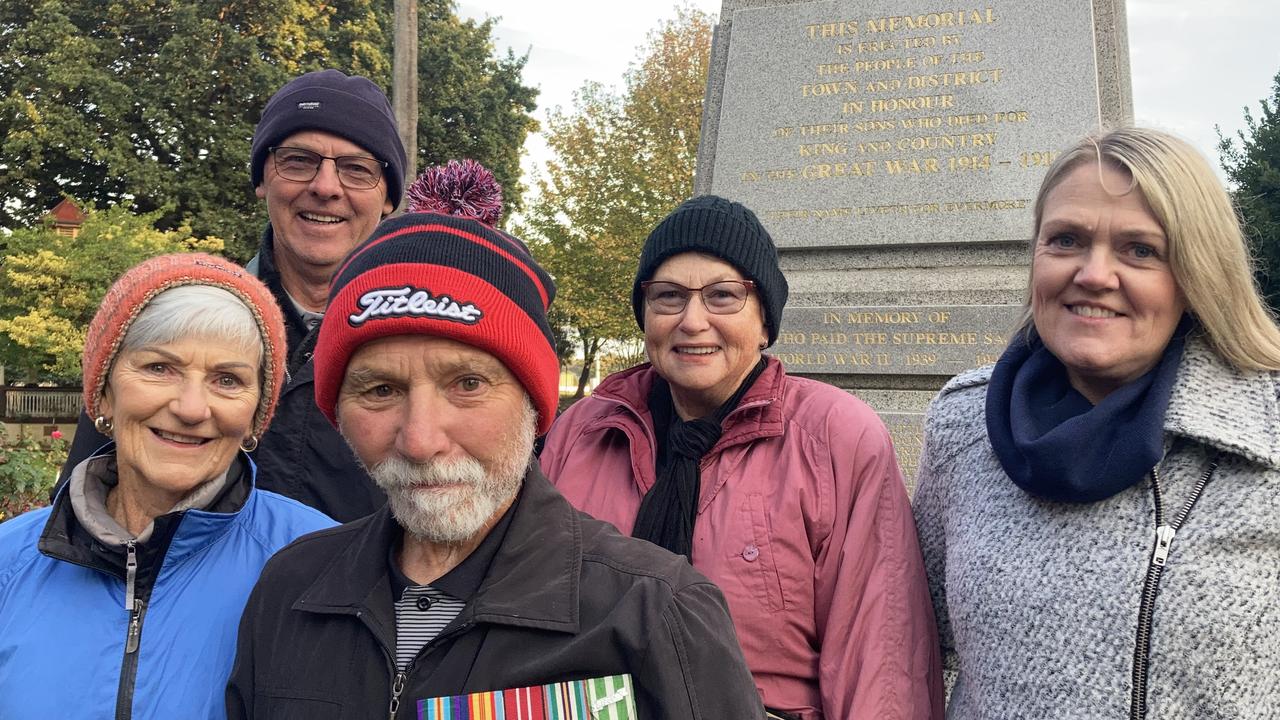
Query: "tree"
522 7 714 398
0 0 536 258
0 203 222 381
1219 69 1280 312
415 0 539 217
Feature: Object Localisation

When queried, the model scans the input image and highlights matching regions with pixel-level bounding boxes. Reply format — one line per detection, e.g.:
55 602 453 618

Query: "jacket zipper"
388 670 407 720
371 611 472 720
1128 457 1218 720
115 540 148 720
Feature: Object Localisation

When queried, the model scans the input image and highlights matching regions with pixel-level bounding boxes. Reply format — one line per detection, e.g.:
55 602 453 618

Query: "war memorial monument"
695 0 1133 486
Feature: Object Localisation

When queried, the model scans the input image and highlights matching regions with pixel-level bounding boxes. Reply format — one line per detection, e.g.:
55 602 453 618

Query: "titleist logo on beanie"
313 216 559 435
313 160 560 435
348 286 484 326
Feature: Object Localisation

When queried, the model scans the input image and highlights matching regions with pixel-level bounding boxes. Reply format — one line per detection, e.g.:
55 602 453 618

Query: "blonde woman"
913 127 1280 718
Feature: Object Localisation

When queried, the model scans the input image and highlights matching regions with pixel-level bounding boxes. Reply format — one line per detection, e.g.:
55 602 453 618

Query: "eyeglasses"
640 280 757 315
268 146 387 190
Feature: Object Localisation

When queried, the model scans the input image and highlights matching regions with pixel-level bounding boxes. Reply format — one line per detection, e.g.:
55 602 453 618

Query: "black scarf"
985 317 1192 503
633 359 768 559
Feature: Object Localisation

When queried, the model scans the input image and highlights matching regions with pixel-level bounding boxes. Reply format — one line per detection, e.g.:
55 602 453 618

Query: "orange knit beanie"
82 253 288 438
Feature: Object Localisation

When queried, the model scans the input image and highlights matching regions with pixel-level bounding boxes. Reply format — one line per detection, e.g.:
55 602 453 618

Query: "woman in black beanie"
540 195 943 720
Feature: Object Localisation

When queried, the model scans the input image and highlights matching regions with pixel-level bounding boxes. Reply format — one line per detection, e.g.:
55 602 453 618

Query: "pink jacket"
540 358 942 720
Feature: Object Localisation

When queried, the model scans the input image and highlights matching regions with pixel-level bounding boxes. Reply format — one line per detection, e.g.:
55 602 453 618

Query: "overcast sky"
457 0 1280 189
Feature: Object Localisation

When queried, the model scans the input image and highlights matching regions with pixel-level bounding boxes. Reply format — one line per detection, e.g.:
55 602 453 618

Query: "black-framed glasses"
268 146 387 190
640 280 757 315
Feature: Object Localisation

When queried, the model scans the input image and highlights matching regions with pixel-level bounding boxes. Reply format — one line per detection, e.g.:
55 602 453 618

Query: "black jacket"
60 227 384 522
226 468 765 719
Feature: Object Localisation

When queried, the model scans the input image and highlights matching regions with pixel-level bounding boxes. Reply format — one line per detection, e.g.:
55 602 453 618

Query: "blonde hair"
1018 127 1280 371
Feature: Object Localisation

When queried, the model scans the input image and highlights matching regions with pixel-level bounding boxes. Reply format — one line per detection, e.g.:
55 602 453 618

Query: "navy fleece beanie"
251 69 407 209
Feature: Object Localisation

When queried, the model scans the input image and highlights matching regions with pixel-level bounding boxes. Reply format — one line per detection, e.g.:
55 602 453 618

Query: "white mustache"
371 455 486 490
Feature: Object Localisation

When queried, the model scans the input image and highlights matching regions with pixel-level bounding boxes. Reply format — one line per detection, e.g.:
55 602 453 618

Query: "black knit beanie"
250 69 407 209
632 195 789 346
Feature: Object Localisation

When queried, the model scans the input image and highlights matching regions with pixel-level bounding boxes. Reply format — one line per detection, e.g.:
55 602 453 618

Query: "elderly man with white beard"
226 163 764 720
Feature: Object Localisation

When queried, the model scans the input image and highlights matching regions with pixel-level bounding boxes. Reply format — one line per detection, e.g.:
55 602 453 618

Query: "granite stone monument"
696 0 1132 486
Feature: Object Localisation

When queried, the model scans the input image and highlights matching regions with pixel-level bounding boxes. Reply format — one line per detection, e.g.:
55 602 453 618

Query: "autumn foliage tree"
0 204 222 381
523 7 714 398
1219 68 1280 313
0 0 536 259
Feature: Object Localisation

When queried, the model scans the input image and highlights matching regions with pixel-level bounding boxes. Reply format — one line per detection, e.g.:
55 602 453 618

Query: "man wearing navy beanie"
60 69 403 523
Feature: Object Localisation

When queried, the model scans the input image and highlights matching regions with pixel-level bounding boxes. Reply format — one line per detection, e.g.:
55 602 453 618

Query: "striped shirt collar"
387 500 517 601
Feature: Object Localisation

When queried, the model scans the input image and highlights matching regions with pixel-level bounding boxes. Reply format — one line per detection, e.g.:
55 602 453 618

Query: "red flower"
50 430 63 440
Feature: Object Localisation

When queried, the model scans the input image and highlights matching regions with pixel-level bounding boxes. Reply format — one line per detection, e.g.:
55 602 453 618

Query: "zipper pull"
124 540 137 613
1152 525 1176 566
387 671 406 720
125 600 144 654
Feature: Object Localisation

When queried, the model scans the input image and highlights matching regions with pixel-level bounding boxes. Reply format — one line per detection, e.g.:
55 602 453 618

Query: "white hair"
121 285 263 365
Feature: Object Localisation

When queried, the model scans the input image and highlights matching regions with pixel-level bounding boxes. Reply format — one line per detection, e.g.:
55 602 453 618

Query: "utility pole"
393 0 419 204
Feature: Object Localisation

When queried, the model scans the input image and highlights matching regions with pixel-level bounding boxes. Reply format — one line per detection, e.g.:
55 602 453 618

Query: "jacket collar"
588 358 787 508
39 447 257 572
296 466 581 634
591 356 787 450
1165 335 1280 468
248 224 311 363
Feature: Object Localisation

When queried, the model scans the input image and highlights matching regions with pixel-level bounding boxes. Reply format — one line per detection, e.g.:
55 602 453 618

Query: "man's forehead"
279 129 376 158
344 335 511 378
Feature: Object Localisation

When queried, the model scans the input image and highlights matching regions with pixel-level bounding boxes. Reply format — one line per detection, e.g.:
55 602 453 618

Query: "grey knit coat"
913 335 1280 719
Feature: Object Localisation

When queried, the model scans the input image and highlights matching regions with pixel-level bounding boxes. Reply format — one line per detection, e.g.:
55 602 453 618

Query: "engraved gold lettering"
798 143 849 157
883 157 941 174
891 332 979 345
779 331 806 345
862 8 996 31
900 116 943 129
905 68 1004 88
852 120 896 132
994 111 1030 122
868 95 955 113
857 40 896 53
894 133 994 151
846 311 921 324
798 123 849 136
900 36 938 49
946 113 990 126
805 22 860 39
852 57 917 72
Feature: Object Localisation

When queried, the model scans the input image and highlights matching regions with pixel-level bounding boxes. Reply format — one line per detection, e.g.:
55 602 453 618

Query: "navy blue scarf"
985 318 1193 503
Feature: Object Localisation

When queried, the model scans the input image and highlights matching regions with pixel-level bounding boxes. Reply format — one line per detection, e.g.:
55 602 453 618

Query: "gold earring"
94 415 113 435
240 436 259 453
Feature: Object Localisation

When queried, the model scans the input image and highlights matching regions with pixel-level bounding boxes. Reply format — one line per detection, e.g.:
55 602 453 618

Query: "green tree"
0 0 536 257
0 203 222 381
523 7 713 398
416 0 539 217
1219 69 1280 312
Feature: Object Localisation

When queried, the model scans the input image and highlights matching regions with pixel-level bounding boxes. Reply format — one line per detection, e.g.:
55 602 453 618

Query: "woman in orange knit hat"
0 253 334 719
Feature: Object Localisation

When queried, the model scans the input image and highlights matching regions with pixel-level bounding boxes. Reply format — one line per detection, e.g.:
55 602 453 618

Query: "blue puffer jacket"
0 451 334 719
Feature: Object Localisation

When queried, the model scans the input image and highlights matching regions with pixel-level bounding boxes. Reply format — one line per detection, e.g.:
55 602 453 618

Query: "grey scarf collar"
68 454 235 546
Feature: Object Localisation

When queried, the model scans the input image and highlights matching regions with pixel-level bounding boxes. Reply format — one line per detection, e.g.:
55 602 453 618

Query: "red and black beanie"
313 161 559 434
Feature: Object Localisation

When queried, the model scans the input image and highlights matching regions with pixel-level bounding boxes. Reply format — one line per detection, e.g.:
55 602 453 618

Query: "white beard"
367 399 536 544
